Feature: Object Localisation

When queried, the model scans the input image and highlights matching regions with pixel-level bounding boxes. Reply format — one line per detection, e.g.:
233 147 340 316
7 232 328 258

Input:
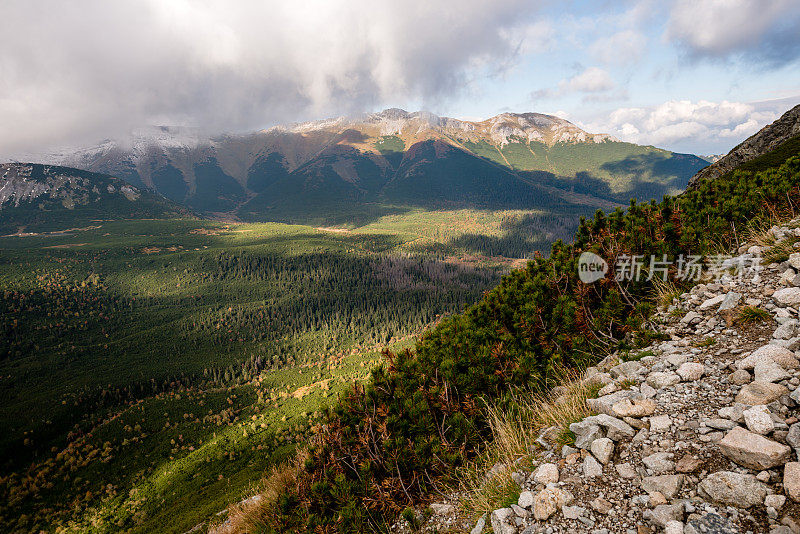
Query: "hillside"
0 163 186 234
33 111 709 222
688 103 800 188
208 106 800 533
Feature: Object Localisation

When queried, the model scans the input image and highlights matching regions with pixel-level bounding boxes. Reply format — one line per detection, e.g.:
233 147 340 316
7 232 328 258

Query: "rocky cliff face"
688 104 800 189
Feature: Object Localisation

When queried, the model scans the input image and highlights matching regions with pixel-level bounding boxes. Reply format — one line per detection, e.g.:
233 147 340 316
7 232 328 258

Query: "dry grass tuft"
650 277 682 310
208 450 307 534
745 219 778 248
453 369 601 517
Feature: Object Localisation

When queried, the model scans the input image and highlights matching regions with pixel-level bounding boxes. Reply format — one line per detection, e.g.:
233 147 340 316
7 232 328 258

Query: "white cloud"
590 30 647 65
532 67 618 101
0 0 546 155
579 98 794 153
562 67 616 93
666 0 800 64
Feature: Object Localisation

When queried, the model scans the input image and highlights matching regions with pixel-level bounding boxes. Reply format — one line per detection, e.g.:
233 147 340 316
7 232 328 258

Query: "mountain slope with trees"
223 106 800 532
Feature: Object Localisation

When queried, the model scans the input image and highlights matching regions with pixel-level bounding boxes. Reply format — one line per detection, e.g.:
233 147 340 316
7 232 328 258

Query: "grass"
651 277 683 310
453 370 602 517
762 235 799 264
735 305 772 324
620 349 655 362
693 337 716 348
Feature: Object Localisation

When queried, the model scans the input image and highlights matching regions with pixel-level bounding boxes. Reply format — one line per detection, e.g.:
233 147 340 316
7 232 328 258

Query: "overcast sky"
1 0 799 156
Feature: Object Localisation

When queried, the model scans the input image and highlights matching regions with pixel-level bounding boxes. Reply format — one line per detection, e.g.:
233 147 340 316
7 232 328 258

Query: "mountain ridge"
12 110 708 223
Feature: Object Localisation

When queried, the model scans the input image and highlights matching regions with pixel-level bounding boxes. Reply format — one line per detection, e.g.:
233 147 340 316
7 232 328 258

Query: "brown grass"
207 450 308 534
452 369 601 517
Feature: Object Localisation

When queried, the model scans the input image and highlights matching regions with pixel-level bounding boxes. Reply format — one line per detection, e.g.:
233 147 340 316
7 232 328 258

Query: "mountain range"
24 110 709 226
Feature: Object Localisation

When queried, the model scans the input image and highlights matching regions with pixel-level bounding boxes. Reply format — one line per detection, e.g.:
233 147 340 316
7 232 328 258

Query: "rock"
642 452 675 474
590 497 613 514
735 381 789 405
675 455 703 473
609 360 644 378
774 320 799 339
590 437 614 464
774 287 800 306
790 252 800 270
718 292 741 312
646 371 680 389
586 390 636 416
729 369 751 385
612 398 656 418
684 513 737 534
718 404 745 422
785 462 800 502
648 491 668 506
569 419 603 449
787 422 800 448
517 490 535 509
470 514 486 534
583 454 603 478
677 362 706 381
490 508 515 534
561 505 584 519
640 383 657 398
649 414 672 432
743 404 775 435
561 444 579 458
644 503 684 528
591 413 636 441
754 358 791 383
681 311 702 325
597 382 618 396
664 521 684 534
641 474 683 499
705 418 736 430
533 487 572 521
699 294 725 310
615 463 636 479
532 463 559 485
718 426 792 469
738 344 800 370
666 353 688 367
698 471 769 507
765 494 786 509
510 503 525 517
792 385 800 404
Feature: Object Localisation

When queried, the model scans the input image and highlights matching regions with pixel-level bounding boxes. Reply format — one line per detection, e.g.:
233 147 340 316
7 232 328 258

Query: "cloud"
579 98 796 153
0 0 545 155
590 30 647 65
666 0 800 65
532 67 619 101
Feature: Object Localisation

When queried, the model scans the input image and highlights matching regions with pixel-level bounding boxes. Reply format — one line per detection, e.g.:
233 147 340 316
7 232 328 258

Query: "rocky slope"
688 104 800 188
0 162 184 233
18 111 708 220
410 223 800 534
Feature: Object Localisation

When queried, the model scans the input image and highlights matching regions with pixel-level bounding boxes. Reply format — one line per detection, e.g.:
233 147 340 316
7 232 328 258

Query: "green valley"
0 211 540 533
